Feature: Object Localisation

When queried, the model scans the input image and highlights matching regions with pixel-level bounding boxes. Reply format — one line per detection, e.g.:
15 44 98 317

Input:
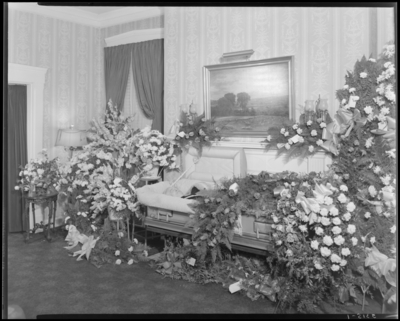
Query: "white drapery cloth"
123 66 153 131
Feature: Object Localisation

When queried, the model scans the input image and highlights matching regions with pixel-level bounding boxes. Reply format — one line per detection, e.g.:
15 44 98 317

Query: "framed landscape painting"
203 56 295 137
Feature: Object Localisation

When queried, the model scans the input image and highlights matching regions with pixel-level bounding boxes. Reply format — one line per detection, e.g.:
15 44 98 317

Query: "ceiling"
72 7 129 14
8 3 164 28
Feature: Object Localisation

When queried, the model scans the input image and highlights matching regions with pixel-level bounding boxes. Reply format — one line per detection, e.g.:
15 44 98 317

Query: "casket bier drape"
131 39 164 133
104 44 132 112
8 85 28 232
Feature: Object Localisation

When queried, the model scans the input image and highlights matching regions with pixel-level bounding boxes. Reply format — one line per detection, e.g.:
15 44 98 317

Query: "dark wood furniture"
22 192 58 243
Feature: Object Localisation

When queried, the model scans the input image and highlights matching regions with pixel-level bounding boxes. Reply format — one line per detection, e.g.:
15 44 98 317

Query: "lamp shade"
55 125 87 147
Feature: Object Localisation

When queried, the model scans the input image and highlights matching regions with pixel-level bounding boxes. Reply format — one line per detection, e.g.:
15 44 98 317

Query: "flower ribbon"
72 235 100 261
295 191 319 215
64 225 87 250
321 108 366 155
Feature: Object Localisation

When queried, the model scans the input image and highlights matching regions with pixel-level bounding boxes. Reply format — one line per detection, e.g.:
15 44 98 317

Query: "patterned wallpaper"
163 7 395 139
8 9 103 161
8 8 164 161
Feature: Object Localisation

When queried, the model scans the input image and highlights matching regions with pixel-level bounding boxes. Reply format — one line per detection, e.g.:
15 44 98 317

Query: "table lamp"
55 125 87 159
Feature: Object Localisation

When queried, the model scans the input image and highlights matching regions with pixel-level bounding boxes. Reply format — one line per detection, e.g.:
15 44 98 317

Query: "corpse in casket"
136 146 273 253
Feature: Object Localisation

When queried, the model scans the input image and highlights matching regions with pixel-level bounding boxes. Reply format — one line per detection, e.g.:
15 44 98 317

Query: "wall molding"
8 63 48 162
105 28 164 47
8 3 163 28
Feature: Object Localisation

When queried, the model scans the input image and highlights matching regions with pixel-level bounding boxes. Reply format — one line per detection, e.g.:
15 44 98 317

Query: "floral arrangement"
134 125 180 174
173 108 222 155
263 119 331 163
58 100 149 266
86 99 141 179
15 149 60 196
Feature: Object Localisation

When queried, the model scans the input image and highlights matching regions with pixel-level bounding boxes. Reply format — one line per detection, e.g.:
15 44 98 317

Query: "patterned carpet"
7 230 278 318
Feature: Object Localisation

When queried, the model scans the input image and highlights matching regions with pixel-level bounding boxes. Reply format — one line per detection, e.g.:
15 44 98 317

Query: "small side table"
22 192 58 243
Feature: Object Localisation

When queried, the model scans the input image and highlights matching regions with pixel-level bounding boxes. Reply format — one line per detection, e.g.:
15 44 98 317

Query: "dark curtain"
131 39 164 133
7 85 27 232
104 44 132 112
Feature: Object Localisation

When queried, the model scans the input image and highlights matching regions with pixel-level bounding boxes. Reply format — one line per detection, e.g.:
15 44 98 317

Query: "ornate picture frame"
204 56 295 138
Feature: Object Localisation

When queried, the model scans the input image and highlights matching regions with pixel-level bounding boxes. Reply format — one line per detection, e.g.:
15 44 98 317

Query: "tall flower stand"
22 191 58 243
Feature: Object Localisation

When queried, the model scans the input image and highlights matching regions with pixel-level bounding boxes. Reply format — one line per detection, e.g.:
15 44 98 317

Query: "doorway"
7 84 27 232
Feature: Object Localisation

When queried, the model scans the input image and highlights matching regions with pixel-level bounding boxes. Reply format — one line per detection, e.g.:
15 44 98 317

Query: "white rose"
351 237 358 246
329 207 339 216
320 208 329 217
15 186 20 190
320 246 331 257
276 240 282 246
115 250 120 256
229 182 239 194
346 202 356 212
390 226 396 233
331 264 340 272
340 259 347 267
311 240 319 250
364 212 371 219
298 136 305 143
323 235 333 246
368 185 377 198
332 217 342 226
292 124 299 130
315 227 324 236
337 193 347 203
334 235 345 246
321 217 331 226
127 259 134 265
349 87 356 93
331 226 342 235
297 128 303 135
128 246 133 252
342 212 351 221
314 262 323 270
360 72 367 78
286 249 293 257
280 128 286 134
115 259 122 265
341 248 351 256
299 225 308 233
347 224 356 234
343 85 349 89
308 145 314 152
311 130 317 137
324 196 333 206
369 58 376 62
370 236 376 245
320 122 326 129
340 185 348 192
330 253 342 263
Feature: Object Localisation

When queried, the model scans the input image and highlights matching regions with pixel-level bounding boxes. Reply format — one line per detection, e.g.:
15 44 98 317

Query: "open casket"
136 146 274 254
